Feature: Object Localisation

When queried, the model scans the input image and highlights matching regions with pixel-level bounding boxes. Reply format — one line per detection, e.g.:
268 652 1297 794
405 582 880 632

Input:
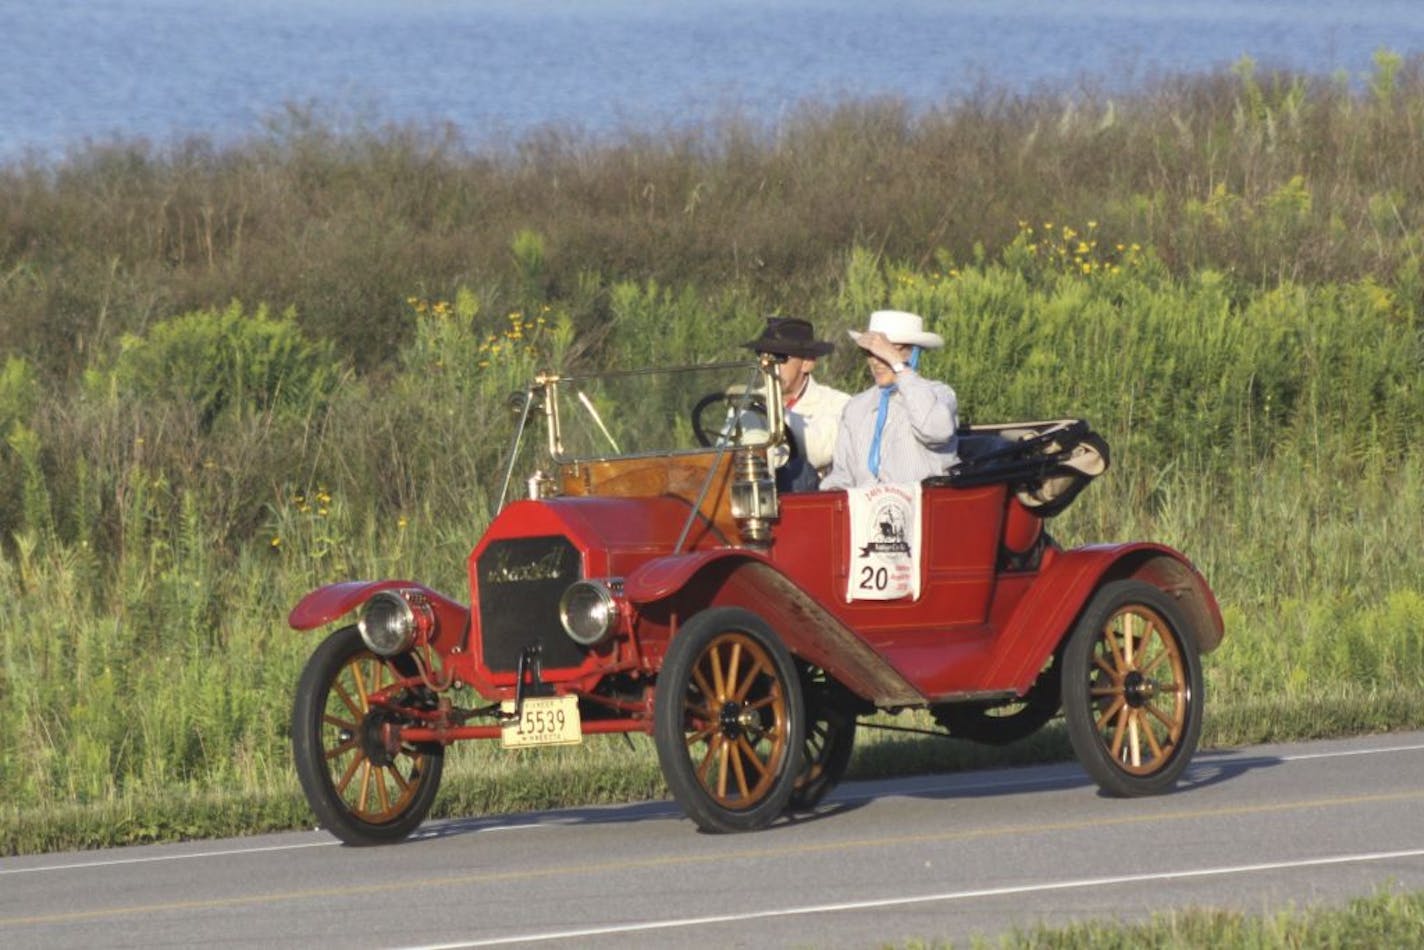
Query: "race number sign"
845 482 922 602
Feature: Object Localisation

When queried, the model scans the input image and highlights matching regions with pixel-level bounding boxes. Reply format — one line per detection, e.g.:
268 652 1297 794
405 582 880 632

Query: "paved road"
4 731 1424 949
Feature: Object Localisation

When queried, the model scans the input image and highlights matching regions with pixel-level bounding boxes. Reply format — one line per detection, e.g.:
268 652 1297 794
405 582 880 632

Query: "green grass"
0 59 1422 856
894 886 1424 948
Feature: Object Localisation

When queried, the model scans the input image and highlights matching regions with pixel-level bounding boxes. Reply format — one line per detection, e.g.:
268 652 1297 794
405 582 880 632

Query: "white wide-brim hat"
847 309 944 350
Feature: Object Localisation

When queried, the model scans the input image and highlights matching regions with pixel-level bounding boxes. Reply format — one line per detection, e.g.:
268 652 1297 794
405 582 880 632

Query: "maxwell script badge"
845 482 922 602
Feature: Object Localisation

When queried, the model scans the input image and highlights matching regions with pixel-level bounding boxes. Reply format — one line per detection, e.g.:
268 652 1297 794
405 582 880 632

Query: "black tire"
936 651 1061 746
291 626 444 845
654 607 804 832
787 668 856 811
1062 580 1203 797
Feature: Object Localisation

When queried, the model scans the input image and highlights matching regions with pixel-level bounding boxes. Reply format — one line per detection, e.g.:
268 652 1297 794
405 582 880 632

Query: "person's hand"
859 330 902 366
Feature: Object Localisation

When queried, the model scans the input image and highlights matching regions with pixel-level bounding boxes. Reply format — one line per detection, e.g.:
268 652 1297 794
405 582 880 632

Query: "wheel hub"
360 711 399 766
1122 670 1156 707
719 701 760 739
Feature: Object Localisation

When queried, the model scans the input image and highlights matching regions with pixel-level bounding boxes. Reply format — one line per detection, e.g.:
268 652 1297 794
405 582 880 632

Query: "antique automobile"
288 357 1225 845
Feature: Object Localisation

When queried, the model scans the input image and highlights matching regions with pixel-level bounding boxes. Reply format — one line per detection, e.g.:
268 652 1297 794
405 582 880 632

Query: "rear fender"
626 552 925 707
991 543 1225 691
288 580 471 643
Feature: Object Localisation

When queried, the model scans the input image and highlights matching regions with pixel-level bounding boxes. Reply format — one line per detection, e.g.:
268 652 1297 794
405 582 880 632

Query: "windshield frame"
542 359 782 464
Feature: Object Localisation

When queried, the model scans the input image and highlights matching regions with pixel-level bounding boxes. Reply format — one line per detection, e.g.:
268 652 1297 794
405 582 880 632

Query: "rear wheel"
788 668 856 811
291 626 444 845
1062 580 1203 796
654 607 804 832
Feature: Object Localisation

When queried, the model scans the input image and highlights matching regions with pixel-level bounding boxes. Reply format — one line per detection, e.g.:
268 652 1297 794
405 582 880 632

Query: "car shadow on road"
410 799 688 842
1175 749 1285 791
410 794 877 843
402 748 1283 845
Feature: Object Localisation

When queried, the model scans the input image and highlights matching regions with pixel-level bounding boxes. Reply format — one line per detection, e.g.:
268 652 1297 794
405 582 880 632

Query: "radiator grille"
476 535 587 672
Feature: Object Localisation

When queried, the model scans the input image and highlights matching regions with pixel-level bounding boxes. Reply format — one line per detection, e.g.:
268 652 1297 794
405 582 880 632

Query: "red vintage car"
289 358 1224 844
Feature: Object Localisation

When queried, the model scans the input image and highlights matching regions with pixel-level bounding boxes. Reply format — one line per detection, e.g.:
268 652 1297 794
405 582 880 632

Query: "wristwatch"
891 360 907 374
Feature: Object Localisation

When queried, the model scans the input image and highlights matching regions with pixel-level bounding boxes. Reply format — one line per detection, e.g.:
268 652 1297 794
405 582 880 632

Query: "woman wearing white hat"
820 310 959 490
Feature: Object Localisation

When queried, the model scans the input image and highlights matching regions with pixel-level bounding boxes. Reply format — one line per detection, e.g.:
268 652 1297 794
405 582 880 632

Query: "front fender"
288 579 470 635
990 542 1225 691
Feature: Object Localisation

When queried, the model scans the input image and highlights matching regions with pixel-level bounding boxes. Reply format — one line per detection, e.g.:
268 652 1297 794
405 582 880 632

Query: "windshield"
548 361 775 462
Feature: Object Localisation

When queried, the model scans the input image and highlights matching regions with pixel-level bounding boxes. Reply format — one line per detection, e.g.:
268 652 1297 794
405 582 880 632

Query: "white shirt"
787 375 851 474
820 369 959 490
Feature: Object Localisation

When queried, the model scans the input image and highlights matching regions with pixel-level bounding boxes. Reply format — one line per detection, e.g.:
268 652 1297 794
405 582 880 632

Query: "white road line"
399 847 1424 949
0 840 337 875
4 739 1420 876
1272 741 1424 762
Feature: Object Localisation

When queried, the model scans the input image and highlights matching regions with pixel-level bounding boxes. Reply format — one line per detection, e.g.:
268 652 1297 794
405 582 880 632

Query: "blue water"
3 0 1423 164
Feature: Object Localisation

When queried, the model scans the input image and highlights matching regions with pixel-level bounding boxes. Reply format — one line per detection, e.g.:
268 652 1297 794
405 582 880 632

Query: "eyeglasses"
757 352 790 364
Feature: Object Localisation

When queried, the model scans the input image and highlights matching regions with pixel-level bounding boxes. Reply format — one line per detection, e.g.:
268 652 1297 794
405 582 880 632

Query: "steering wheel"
690 391 801 469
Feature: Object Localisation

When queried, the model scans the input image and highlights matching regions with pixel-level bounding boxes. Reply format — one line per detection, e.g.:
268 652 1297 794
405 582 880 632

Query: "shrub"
97 301 342 432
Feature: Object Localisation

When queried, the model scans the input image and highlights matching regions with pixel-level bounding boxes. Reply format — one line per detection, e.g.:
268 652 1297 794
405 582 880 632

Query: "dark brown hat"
742 316 835 359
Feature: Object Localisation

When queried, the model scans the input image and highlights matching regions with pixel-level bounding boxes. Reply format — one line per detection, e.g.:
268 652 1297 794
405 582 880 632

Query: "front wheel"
654 607 804 833
291 626 444 845
1062 580 1203 797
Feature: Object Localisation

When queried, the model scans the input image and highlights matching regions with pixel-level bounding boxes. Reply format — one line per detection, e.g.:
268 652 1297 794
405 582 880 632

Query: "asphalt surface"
4 730 1423 949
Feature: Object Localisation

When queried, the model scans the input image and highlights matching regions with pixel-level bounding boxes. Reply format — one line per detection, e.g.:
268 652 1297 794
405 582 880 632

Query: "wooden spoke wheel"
788 668 856 811
654 607 804 833
291 626 443 845
1062 580 1203 797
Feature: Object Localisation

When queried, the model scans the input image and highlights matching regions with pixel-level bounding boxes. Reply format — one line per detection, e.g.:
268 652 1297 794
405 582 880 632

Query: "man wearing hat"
742 316 851 482
820 310 959 490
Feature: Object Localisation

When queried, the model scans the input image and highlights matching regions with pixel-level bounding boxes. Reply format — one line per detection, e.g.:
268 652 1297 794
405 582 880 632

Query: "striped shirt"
820 369 959 490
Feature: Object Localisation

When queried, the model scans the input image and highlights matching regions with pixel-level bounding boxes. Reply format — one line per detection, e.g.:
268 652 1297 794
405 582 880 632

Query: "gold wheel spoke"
736 736 770 782
374 766 392 814
716 737 731 799
1126 712 1143 768
350 663 371 713
357 760 373 814
1141 648 1172 678
691 667 717 705
1107 703 1130 759
333 681 363 720
685 723 717 746
324 738 359 761
1095 694 1126 730
743 693 779 713
334 750 363 795
1141 716 1166 760
696 735 721 783
1145 699 1181 733
732 654 769 703
728 738 750 799
1093 655 1118 678
683 695 714 719
724 641 744 701
1122 613 1138 665
323 712 359 732
708 645 728 701
1104 623 1127 671
1089 685 1121 698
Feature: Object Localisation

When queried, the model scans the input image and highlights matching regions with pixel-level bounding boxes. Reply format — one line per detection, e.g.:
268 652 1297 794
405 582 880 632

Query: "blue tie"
868 384 894 479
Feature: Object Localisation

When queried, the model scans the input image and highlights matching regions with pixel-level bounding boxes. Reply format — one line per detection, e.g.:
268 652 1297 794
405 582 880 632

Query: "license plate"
500 695 582 748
